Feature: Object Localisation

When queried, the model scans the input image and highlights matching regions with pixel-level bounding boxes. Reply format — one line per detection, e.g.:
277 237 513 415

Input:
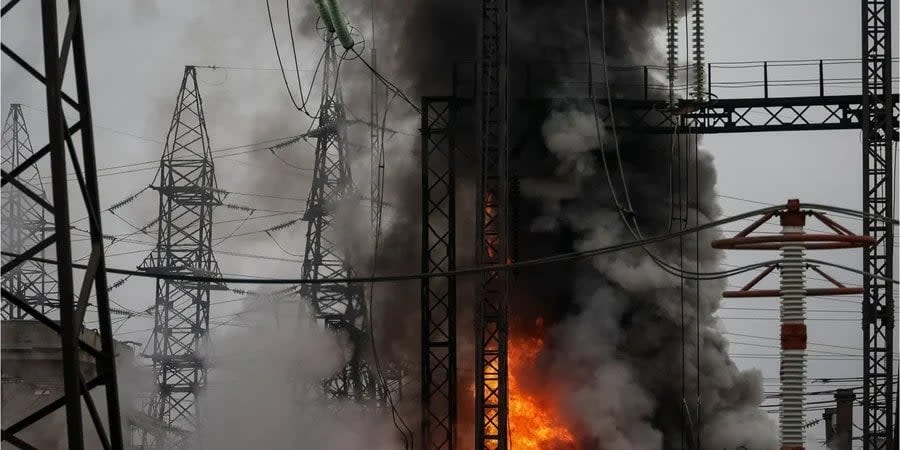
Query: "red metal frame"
714 199 873 298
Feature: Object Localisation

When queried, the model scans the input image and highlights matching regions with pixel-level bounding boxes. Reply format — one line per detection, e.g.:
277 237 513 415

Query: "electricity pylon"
299 31 390 404
139 66 225 445
1 104 57 320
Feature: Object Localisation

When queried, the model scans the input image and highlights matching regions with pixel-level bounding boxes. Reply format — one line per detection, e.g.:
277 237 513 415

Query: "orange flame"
507 332 577 450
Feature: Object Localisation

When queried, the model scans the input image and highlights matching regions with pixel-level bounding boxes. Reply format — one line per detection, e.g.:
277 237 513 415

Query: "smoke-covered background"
1 1 890 449
368 1 780 448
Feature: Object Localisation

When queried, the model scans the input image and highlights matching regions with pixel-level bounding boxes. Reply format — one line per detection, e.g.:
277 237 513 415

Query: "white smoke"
531 107 778 450
192 299 399 450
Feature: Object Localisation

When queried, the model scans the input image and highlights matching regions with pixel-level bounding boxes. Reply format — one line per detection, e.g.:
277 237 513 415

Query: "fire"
507 333 576 450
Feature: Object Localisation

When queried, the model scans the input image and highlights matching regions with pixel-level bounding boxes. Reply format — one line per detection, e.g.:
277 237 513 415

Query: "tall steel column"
475 0 510 448
421 97 458 450
139 66 225 442
0 0 124 447
1 104 57 320
860 0 895 448
300 34 387 403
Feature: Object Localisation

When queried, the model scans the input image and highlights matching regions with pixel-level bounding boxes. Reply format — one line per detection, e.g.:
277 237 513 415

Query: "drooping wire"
693 130 702 449
682 2 701 446
10 206 817 285
265 230 304 258
265 0 319 117
286 0 314 117
583 3 698 443
587 0 747 281
677 123 687 450
21 238 899 286
350 47 421 114
364 90 414 450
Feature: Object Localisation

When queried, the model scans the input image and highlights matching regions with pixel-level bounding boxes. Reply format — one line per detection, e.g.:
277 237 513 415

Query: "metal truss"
300 36 393 405
421 97 459 450
861 0 895 448
1 104 57 320
138 66 225 444
431 83 898 450
476 0 510 448
0 0 124 448
518 95 898 134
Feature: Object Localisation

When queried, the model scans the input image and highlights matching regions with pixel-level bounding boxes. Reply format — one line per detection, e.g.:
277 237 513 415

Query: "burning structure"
367 1 778 448
0 0 894 449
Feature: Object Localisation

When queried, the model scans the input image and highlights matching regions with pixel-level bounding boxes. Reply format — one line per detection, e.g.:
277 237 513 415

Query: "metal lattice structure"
424 67 898 450
139 66 225 440
1 1 124 447
582 94 899 134
475 0 510 448
860 0 895 447
421 97 459 450
300 35 389 403
1 104 57 320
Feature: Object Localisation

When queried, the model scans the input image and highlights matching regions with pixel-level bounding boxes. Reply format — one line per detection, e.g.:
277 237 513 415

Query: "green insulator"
323 0 355 50
313 0 335 32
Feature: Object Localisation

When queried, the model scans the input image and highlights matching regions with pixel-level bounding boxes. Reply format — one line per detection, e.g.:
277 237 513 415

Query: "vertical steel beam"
40 0 84 446
68 0 124 443
861 0 895 448
476 0 509 448
421 97 458 450
1 0 123 447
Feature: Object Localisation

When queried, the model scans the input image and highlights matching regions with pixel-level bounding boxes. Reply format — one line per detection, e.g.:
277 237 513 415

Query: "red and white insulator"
711 199 876 450
779 202 806 450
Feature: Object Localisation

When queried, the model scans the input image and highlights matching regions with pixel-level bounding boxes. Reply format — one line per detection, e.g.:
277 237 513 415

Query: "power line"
9 206 895 286
0 205 794 284
350 48 421 114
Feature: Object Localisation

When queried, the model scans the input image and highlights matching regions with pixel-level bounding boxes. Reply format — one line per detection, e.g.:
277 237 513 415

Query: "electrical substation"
0 1 896 449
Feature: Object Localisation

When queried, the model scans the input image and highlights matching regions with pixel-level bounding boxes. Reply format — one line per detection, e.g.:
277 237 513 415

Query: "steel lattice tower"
299 34 387 403
1 104 57 320
861 0 894 447
139 66 225 439
475 0 510 447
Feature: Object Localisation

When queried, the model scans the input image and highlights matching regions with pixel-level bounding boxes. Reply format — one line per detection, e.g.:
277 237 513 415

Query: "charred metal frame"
861 0 894 447
475 0 510 448
138 66 226 446
421 97 460 450
421 68 898 450
0 0 124 448
521 95 899 134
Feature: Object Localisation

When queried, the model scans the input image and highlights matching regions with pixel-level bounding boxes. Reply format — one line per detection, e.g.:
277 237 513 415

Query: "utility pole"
860 0 895 448
1 104 57 320
139 66 226 446
475 0 510 448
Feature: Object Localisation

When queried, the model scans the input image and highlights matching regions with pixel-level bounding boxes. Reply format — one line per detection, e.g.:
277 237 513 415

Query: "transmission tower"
139 66 225 442
299 31 388 403
1 104 57 320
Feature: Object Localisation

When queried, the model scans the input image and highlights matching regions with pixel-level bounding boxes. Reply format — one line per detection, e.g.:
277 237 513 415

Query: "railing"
450 58 900 100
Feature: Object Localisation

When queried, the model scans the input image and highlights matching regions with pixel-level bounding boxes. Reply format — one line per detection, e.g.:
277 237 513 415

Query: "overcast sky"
1 1 898 449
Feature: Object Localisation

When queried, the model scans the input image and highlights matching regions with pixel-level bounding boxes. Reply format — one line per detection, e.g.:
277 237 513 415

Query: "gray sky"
2 1 898 449
704 1 899 448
